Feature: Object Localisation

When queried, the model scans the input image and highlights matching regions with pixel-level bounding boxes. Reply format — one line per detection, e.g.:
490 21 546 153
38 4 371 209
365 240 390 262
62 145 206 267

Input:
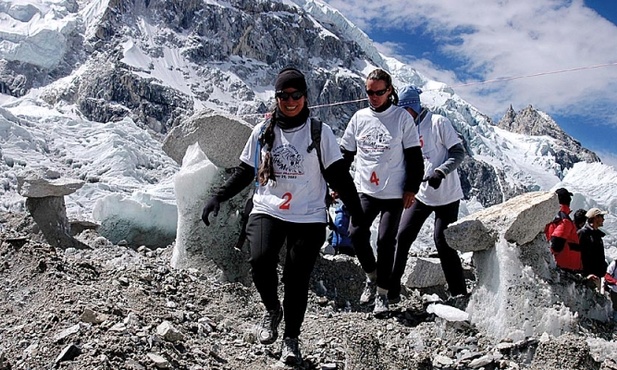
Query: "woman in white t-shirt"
389 85 467 302
202 68 363 366
340 68 424 316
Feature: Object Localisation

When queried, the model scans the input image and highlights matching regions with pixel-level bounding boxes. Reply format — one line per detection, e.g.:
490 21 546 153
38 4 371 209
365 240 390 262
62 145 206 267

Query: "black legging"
245 213 325 339
349 194 403 291
610 290 617 311
391 199 466 296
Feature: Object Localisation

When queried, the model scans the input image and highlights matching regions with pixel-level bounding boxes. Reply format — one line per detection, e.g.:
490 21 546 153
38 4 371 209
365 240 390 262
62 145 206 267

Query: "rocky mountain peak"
497 104 559 137
496 104 600 173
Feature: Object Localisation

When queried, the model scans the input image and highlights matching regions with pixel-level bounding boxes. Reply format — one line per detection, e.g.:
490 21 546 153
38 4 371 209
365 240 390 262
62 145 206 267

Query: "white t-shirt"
607 260 617 293
240 119 342 223
415 112 464 206
340 105 421 199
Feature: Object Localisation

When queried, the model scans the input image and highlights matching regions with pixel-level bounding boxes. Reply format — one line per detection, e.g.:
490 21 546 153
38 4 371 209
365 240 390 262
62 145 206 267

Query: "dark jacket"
578 223 607 277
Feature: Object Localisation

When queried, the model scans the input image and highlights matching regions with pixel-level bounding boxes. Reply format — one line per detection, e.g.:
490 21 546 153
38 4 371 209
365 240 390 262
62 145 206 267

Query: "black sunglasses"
276 90 305 100
366 88 389 97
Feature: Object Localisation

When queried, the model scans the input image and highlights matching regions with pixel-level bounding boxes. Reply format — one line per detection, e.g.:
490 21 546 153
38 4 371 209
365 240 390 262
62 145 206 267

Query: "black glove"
201 196 221 226
425 170 445 189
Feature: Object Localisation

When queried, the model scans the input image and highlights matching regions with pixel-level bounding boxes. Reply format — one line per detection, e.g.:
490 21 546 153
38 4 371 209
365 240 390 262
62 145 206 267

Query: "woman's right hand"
201 197 221 226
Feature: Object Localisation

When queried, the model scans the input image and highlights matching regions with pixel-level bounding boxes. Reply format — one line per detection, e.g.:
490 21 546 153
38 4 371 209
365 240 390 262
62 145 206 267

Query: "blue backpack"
330 203 355 255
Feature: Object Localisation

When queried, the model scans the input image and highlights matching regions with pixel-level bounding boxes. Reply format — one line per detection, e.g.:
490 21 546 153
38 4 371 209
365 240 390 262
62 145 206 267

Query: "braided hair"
257 110 277 186
367 68 399 105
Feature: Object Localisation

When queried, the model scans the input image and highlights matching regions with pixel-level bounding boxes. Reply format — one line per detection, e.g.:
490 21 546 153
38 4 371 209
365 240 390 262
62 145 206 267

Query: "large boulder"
162 113 253 167
17 176 84 198
445 191 557 252
446 191 612 341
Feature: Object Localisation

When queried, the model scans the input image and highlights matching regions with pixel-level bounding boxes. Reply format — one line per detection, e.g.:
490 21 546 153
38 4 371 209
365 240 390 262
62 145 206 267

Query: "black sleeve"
550 236 566 252
403 146 424 193
340 147 356 172
323 159 363 223
213 162 255 202
436 143 465 175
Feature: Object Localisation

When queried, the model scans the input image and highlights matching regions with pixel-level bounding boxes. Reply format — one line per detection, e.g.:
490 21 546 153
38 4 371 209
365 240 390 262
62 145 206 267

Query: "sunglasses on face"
366 88 389 97
276 90 305 101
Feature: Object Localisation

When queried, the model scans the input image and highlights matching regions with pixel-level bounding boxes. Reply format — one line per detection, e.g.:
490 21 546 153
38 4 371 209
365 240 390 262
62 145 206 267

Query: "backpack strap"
307 117 325 174
558 210 571 221
253 123 268 187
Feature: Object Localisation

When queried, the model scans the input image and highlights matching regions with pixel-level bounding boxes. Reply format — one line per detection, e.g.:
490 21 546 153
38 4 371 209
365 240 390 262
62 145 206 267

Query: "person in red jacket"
546 188 582 272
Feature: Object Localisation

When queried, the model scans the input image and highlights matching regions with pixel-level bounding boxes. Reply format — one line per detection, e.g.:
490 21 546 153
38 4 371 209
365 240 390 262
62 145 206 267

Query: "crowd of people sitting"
545 187 614 319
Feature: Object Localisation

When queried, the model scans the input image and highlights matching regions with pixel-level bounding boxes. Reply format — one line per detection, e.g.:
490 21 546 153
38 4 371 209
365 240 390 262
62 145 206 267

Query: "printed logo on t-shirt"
272 144 304 179
358 127 391 153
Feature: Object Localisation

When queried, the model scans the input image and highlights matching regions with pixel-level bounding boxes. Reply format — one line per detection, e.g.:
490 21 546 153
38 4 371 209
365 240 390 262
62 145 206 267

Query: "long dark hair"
367 68 399 105
257 110 277 186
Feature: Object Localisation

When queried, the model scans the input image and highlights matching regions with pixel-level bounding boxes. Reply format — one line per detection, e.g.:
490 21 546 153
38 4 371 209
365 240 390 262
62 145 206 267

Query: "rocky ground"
1 211 617 370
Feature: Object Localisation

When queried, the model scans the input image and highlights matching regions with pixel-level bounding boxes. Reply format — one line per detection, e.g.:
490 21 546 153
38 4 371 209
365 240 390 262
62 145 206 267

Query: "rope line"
452 61 617 87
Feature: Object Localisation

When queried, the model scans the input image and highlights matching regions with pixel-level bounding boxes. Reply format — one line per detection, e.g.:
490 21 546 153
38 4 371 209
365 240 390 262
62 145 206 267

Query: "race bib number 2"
279 192 292 210
370 171 380 186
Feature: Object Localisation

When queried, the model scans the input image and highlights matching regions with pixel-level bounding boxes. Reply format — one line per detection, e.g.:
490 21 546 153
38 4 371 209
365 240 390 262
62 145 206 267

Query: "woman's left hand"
403 192 416 209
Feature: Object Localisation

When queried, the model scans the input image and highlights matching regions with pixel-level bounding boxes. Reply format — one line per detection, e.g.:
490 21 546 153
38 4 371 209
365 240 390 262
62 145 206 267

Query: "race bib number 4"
370 171 380 186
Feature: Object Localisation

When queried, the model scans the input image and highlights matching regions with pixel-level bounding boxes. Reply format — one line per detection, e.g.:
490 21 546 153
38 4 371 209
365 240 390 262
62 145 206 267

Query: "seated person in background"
573 209 588 230
545 188 582 272
604 259 617 321
579 207 609 289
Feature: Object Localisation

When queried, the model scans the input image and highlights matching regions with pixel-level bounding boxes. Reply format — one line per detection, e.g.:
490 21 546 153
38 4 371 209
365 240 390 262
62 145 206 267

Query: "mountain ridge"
0 0 611 214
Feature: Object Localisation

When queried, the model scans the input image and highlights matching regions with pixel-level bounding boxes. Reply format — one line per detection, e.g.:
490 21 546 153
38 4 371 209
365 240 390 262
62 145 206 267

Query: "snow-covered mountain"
0 0 615 253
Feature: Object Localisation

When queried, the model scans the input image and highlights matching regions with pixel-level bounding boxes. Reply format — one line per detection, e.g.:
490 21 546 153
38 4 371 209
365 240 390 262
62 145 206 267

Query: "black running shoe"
280 337 302 365
257 305 283 344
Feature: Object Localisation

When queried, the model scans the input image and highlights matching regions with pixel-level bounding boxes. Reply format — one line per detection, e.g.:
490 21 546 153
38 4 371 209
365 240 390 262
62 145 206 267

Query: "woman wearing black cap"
201 67 364 365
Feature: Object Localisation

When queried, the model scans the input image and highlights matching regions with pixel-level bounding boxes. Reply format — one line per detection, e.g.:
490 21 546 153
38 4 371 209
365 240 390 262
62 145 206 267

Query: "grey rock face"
17 174 89 249
17 176 84 198
530 333 600 370
25 196 89 249
74 61 194 133
42 0 371 134
445 191 556 252
403 257 447 289
162 113 253 167
458 156 507 207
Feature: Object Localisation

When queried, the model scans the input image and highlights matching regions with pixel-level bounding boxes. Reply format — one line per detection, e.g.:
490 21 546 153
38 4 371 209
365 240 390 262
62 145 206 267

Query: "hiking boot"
257 305 283 344
387 292 401 304
445 293 471 311
373 294 389 317
280 337 302 365
360 280 376 304
387 284 402 304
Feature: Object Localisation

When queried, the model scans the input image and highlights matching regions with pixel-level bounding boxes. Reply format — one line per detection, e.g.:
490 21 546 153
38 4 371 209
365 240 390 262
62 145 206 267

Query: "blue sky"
323 0 617 168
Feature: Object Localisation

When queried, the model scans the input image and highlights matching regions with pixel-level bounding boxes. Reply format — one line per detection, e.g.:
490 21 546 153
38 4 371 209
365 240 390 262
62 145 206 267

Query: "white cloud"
323 0 617 125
